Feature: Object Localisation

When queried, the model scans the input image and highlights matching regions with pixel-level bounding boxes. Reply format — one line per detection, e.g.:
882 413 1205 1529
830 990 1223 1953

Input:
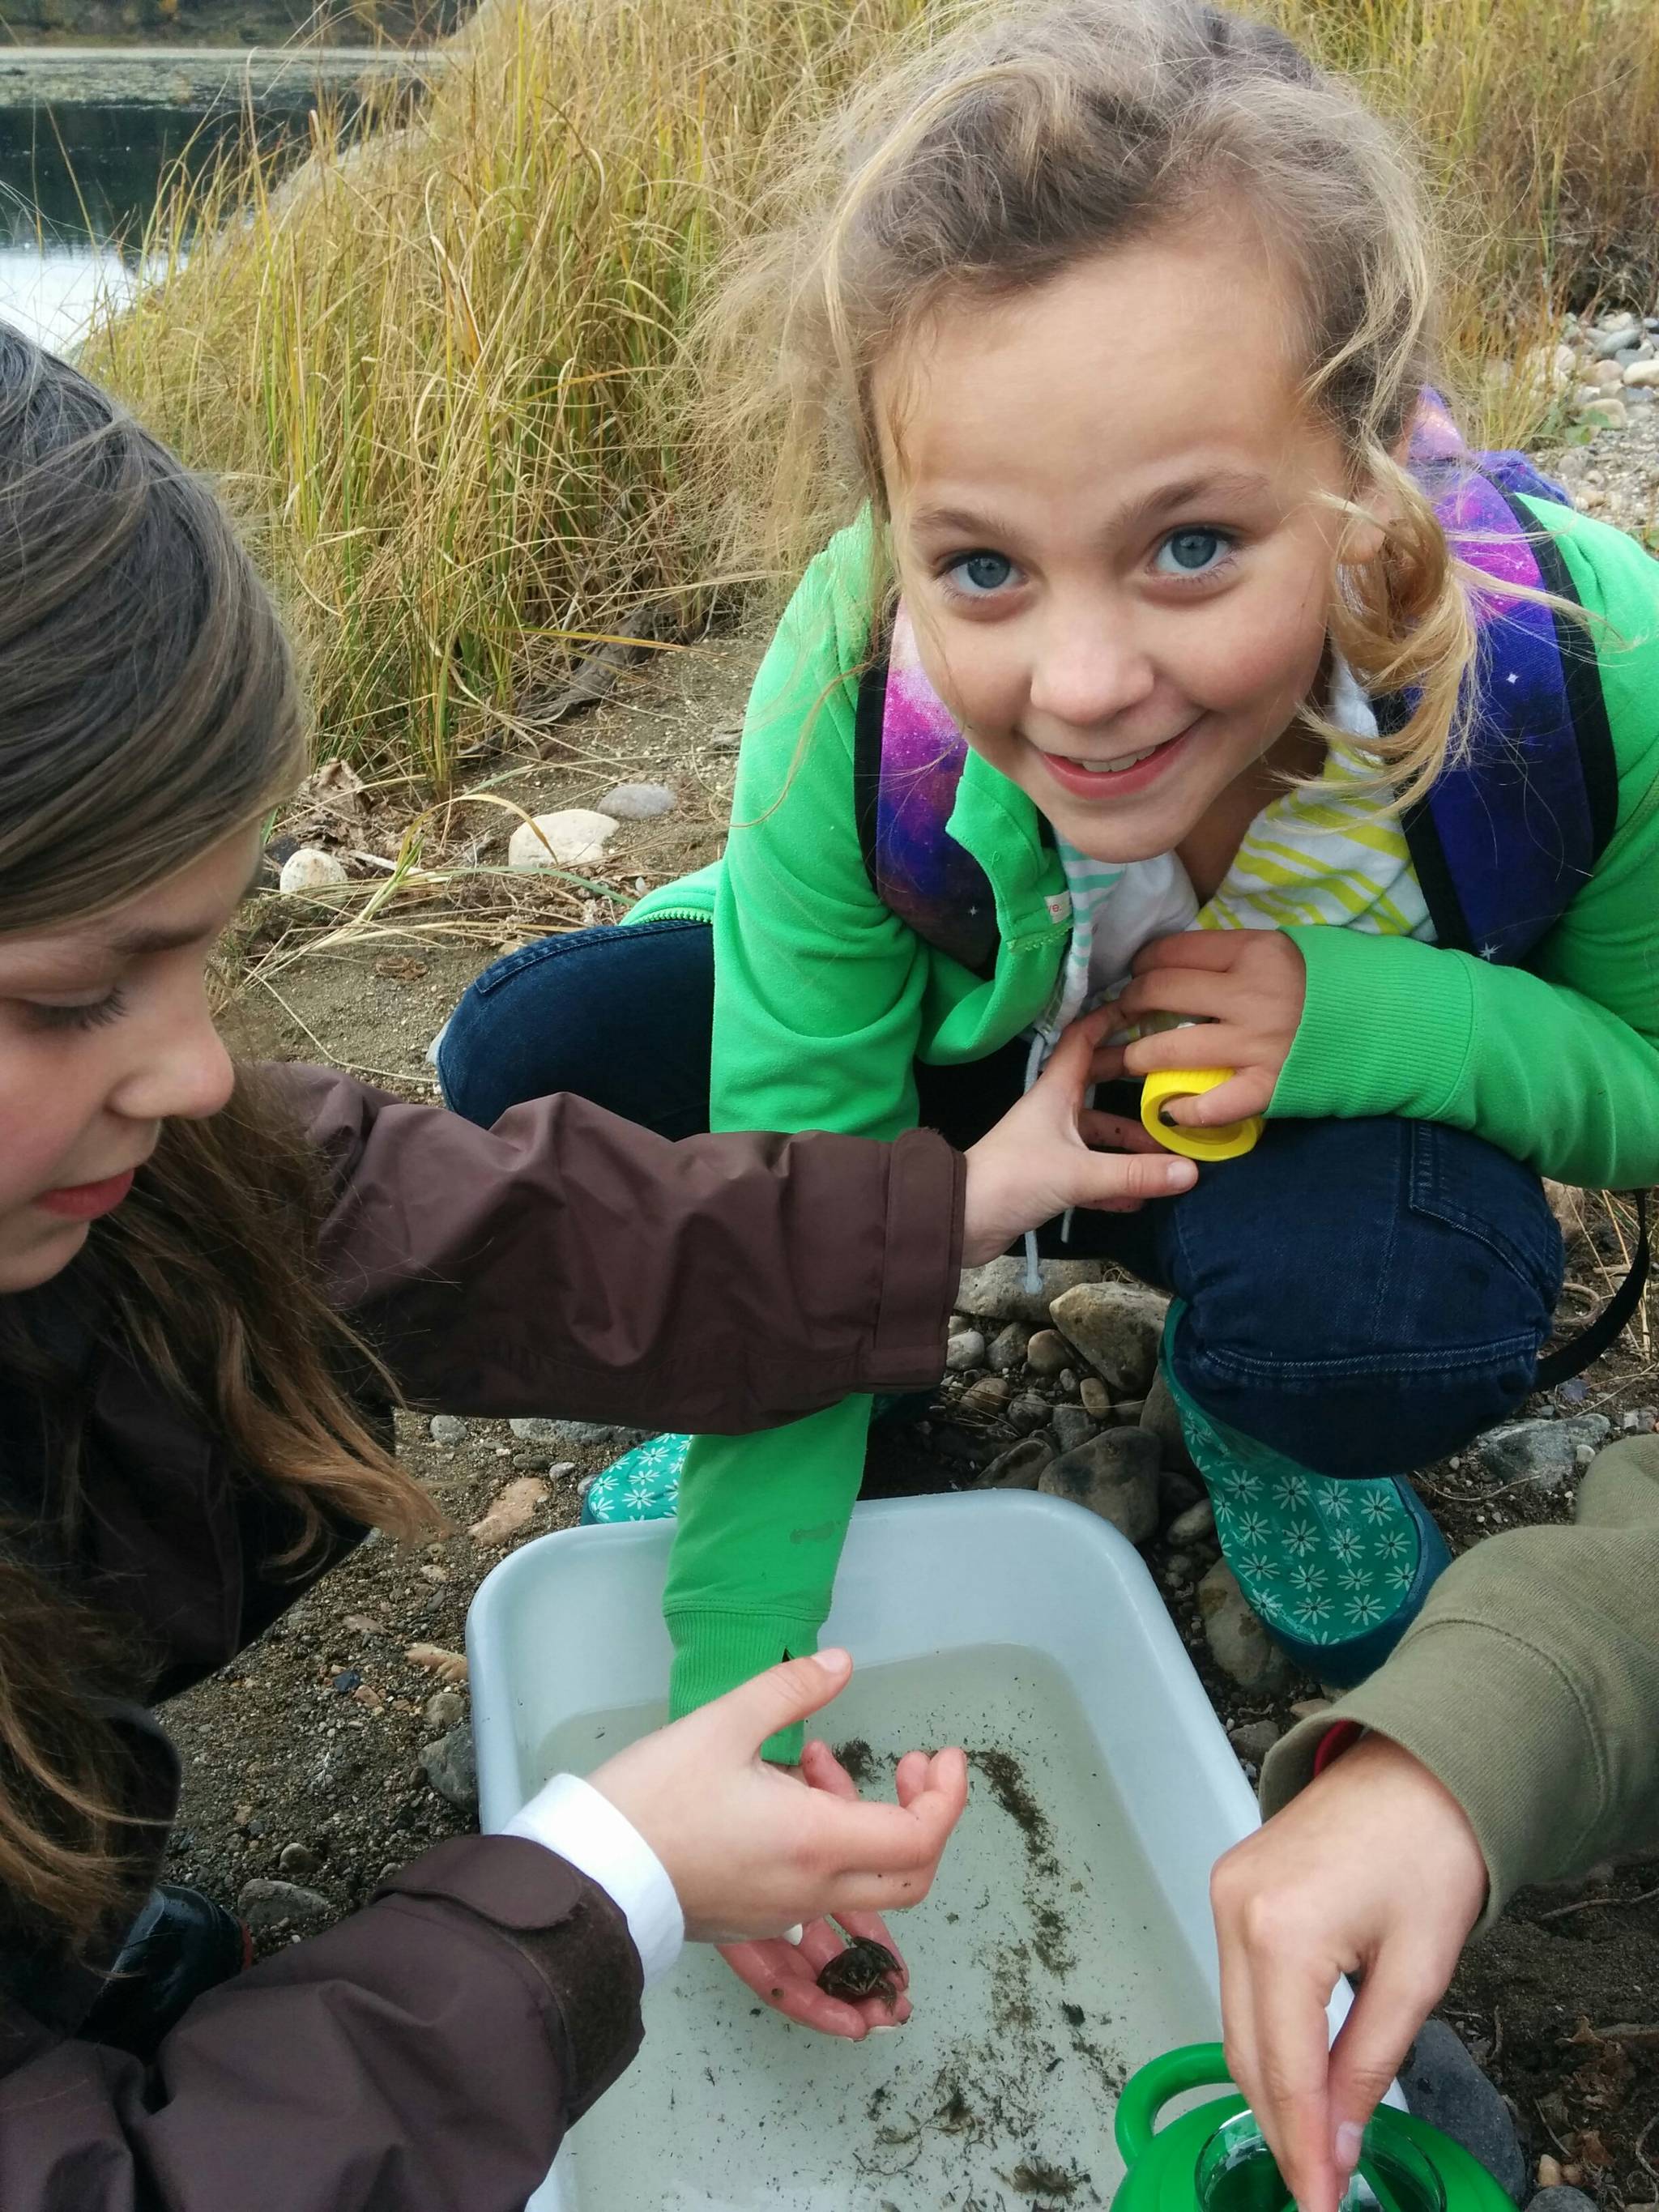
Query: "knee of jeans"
1171 1185 1561 1477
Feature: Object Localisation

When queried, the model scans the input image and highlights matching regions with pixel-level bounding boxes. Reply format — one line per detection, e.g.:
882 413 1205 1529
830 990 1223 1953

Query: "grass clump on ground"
88 0 1659 791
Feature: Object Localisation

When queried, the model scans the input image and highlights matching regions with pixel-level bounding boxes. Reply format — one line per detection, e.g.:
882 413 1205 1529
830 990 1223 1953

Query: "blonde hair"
702 0 1479 803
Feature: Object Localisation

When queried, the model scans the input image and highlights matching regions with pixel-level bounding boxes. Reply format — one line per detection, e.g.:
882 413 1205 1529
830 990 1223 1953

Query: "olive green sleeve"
1260 1436 1659 1927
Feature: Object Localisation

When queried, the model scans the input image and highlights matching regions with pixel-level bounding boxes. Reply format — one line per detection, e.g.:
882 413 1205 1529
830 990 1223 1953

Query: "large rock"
1525 2192 1598 2212
507 808 619 870
1401 2021 1527 2201
1038 1429 1160 1542
1197 1563 1295 1693
419 1721 478 1813
1049 1284 1170 1397
975 1437 1055 1491
1141 1370 1196 1475
955 1256 1105 1329
1473 1414 1611 1493
237 1878 332 1933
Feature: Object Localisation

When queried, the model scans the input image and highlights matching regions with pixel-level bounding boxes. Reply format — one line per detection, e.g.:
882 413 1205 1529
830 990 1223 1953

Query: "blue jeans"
439 918 1563 1478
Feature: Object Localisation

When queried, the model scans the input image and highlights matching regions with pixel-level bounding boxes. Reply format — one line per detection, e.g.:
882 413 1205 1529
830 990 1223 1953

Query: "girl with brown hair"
0 322 1164 2206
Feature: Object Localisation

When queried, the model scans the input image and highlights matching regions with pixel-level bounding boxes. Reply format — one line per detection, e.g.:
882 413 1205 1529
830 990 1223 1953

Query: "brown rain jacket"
0 1068 964 2211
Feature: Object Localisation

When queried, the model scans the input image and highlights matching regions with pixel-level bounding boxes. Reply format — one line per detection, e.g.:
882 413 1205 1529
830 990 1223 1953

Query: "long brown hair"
699 0 1478 803
0 328 437 1954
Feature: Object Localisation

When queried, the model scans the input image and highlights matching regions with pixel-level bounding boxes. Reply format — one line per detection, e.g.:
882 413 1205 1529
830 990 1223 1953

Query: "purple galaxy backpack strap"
855 602 1000 977
1392 390 1618 965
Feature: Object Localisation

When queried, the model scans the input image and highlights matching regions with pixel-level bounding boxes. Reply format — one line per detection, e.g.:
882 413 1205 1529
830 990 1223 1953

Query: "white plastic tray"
468 1491 1271 2210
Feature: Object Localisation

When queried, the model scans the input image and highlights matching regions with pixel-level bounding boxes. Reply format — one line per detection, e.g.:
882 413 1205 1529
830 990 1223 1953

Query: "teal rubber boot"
1161 1306 1450 1689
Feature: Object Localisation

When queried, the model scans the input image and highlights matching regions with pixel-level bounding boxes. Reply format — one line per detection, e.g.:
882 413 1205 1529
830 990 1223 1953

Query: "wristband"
1140 1066 1262 1164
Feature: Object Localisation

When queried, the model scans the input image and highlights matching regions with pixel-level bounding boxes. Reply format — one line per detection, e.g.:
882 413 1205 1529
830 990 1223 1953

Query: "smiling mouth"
1033 721 1196 793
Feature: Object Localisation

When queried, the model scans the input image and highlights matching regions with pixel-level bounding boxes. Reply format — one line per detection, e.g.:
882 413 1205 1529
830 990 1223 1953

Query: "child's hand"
1107 930 1307 1127
1209 1734 1487 2212
589 1650 967 1963
962 1006 1198 1264
716 1739 926 2038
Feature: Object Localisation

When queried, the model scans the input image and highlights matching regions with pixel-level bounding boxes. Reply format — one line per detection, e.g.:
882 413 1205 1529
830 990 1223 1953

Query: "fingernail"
813 1647 851 1677
867 2022 903 2034
782 1924 804 1947
1335 2121 1363 2173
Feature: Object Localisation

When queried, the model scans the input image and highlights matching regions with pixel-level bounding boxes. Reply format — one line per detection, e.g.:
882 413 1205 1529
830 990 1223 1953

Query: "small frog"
815 1937 902 2007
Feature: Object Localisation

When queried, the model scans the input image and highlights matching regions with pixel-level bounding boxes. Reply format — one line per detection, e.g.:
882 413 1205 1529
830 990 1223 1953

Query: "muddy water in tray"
537 1643 1218 2211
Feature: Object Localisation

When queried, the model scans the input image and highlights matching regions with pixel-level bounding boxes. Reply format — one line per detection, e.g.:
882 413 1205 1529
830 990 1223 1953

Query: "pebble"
1401 2021 1528 2202
1289 1696 1333 1721
1049 1404 1097 1455
1228 1719 1283 1766
1057 1369 1080 1396
1197 1564 1296 1693
467 1475 547 1548
1038 1428 1160 1543
423 1688 466 1729
986 1321 1030 1374
419 1721 478 1813
1167 1498 1216 1546
506 808 619 870
237 1877 332 1933
277 1842 319 1877
954 1255 1105 1329
945 1329 986 1372
1048 1283 1170 1398
1536 2160 1564 2191
1007 1394 1051 1436
1526 2189 1597 2212
279 846 348 893
959 1375 1010 1418
598 780 677 820
975 1436 1056 1491
1024 1328 1070 1377
1162 1551 1196 1588
1141 1370 1196 1477
1624 360 1659 388
1474 1414 1611 1491
1079 1376 1111 1418
1580 395 1628 432
1589 322 1636 359
429 1413 468 1447
1590 358 1625 391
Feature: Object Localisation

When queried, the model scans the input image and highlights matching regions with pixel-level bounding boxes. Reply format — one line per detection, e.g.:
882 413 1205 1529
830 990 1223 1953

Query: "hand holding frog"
1104 930 1307 1130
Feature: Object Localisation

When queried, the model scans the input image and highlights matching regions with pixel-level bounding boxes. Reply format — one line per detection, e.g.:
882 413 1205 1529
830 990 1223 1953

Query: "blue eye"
1155 527 1230 577
947 550 1016 596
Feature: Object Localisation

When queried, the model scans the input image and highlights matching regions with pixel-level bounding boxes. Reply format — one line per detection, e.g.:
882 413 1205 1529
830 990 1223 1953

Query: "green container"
1113 2045 1515 2212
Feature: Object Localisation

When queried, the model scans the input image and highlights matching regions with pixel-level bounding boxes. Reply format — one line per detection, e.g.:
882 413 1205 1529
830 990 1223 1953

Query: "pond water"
0 75 365 350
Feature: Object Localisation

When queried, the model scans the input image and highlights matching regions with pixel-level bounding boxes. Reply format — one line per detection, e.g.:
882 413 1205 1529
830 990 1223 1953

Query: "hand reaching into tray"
589 1649 967 2034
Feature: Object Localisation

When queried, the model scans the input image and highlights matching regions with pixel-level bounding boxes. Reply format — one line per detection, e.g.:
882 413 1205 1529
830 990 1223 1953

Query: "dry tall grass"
87 0 1659 789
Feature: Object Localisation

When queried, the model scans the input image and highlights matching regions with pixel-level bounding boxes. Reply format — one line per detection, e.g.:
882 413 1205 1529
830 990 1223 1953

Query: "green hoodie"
632 499 1659 1781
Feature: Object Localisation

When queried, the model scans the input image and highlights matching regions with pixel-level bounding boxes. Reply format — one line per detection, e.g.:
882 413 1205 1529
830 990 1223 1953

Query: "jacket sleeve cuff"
1258 1617 1605 1931
378 1833 644 2117
506 1775 684 1990
868 1129 965 1390
1272 926 1475 1126
665 1608 821 1763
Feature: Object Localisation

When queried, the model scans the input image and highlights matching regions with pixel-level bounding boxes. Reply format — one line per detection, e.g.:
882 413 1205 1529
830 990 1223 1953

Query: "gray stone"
507 808 618 869
1162 1552 1197 1588
945 1329 986 1372
429 1413 468 1447
1168 1498 1217 1546
1579 394 1629 431
1525 2191 1598 2212
1401 2021 1527 2201
1198 1563 1296 1693
277 1842 319 1878
1473 1414 1611 1492
975 1436 1056 1491
1079 1376 1111 1418
598 780 677 820
1590 322 1638 359
1057 1370 1080 1396
507 1417 640 1452
1050 1283 1169 1398
1141 1369 1196 1476
237 1878 332 1933
955 1255 1106 1329
1160 1467 1205 1515
1049 1404 1098 1455
419 1721 478 1813
1228 1719 1283 1766
960 1375 1010 1418
1038 1428 1160 1542
1109 1396 1147 1427
1007 1394 1051 1435
1025 1328 1070 1376
987 1322 1030 1374
424 1688 466 1730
